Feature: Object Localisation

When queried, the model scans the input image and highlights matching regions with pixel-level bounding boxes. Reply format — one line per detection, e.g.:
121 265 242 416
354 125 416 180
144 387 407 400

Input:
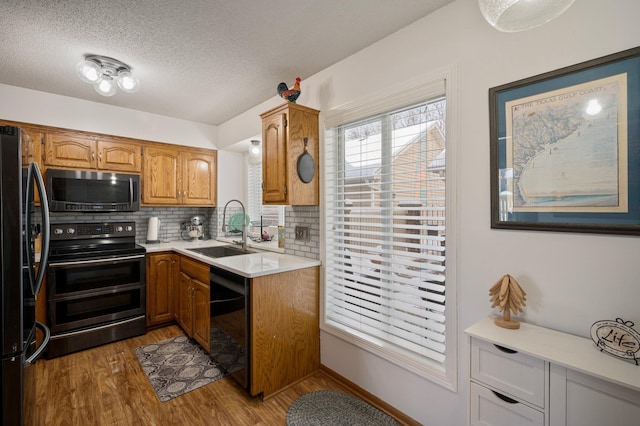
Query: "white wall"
216 150 247 207
0 83 218 148
218 1 640 424
4 1 640 423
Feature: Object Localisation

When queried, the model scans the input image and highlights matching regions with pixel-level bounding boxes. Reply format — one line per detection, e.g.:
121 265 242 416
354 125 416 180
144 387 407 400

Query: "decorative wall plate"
590 318 640 365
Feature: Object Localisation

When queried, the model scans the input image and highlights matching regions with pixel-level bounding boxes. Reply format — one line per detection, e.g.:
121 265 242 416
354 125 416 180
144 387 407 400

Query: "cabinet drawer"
180 256 210 283
470 382 544 426
471 337 546 408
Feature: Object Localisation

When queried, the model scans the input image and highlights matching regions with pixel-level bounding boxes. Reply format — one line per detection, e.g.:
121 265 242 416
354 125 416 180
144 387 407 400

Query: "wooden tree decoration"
489 274 527 329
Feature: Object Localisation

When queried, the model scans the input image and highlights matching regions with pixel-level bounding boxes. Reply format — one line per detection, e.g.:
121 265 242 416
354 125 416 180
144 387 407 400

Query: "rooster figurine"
277 77 301 103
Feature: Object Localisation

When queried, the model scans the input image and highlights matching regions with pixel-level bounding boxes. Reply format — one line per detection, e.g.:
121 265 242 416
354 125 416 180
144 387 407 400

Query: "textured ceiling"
0 0 453 126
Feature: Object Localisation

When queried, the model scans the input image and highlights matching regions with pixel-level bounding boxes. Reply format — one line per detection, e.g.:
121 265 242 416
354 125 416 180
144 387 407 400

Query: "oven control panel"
51 222 136 240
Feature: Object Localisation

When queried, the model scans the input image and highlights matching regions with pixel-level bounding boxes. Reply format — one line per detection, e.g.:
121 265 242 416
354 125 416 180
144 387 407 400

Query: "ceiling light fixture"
249 140 262 158
76 55 140 97
478 0 575 32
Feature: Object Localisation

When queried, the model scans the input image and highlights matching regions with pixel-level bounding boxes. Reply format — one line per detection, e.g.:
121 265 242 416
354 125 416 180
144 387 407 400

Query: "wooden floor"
32 325 365 426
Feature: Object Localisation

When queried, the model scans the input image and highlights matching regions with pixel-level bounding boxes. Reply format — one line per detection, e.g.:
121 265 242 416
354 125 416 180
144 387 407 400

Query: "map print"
504 74 628 213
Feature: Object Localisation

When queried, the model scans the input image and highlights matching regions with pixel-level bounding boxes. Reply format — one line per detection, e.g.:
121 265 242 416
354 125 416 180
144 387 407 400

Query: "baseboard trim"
319 365 422 426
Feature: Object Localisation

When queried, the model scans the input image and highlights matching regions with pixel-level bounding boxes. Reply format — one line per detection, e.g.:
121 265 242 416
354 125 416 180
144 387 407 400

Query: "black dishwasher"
209 266 250 390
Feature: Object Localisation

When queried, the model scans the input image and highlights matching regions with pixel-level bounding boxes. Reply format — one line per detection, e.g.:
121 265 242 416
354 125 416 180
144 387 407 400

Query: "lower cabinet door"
470 382 544 426
192 278 210 350
549 364 640 426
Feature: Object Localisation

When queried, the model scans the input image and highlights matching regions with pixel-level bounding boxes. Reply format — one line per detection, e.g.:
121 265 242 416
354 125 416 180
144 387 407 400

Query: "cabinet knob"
99 152 103 162
91 151 95 161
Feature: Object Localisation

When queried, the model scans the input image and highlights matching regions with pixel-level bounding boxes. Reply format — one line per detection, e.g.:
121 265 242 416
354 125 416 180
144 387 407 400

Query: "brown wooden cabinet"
142 146 217 206
20 126 43 205
260 103 319 206
176 256 210 350
182 150 217 206
0 121 43 171
99 140 142 172
147 251 319 399
1 119 218 206
44 132 142 172
250 265 320 398
20 126 38 166
146 252 179 328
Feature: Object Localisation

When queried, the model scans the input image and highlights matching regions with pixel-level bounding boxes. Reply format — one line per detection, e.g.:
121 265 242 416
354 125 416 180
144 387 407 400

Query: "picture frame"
490 46 640 235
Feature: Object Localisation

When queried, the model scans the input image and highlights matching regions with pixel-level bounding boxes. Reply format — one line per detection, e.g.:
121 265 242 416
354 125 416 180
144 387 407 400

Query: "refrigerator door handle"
25 321 50 365
25 162 50 296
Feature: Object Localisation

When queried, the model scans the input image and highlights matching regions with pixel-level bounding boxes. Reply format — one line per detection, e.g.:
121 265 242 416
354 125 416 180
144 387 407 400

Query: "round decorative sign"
590 318 640 365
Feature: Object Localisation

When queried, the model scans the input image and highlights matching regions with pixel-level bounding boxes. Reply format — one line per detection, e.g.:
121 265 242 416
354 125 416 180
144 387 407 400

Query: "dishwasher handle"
210 271 246 296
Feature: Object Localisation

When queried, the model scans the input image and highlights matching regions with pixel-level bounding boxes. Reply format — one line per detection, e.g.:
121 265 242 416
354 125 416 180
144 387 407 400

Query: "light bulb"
249 140 262 158
94 77 117 97
76 60 102 83
117 71 140 93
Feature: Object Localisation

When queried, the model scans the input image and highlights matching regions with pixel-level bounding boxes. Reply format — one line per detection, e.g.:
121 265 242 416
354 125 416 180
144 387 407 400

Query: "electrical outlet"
295 225 309 241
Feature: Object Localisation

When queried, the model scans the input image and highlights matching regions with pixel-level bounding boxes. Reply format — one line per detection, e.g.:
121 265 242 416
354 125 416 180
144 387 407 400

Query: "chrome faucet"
221 199 247 251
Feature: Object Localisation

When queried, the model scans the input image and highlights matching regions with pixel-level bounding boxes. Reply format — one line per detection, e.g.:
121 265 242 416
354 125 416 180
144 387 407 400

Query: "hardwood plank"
32 325 415 425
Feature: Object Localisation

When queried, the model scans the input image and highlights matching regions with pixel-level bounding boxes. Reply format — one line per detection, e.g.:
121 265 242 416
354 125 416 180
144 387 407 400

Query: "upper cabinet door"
181 150 217 206
97 140 142 172
260 103 320 206
262 112 288 204
44 133 96 169
142 146 181 204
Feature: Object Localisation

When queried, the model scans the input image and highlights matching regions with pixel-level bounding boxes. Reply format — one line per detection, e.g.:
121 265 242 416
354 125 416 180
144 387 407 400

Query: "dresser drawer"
470 382 544 426
471 337 546 408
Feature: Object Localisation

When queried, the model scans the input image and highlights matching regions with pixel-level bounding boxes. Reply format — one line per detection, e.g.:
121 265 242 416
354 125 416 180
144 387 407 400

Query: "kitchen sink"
187 245 254 258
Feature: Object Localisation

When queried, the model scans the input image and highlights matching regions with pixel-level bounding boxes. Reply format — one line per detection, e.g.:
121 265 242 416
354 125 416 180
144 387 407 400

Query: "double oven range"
45 221 146 358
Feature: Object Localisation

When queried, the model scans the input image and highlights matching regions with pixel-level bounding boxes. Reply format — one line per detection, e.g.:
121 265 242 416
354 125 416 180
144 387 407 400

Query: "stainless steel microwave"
46 169 140 212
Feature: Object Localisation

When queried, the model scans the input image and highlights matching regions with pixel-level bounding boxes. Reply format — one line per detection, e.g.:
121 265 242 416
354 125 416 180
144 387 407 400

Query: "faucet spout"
221 199 247 251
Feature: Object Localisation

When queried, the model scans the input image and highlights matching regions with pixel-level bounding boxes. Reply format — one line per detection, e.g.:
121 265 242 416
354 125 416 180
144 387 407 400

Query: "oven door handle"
48 254 145 267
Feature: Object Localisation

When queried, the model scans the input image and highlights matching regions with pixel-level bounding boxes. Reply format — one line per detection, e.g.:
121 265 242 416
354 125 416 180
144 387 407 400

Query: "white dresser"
465 317 640 426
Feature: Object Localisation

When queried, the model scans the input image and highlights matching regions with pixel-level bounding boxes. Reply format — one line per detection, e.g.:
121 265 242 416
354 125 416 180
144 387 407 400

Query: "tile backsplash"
46 206 215 244
38 204 320 261
284 205 320 260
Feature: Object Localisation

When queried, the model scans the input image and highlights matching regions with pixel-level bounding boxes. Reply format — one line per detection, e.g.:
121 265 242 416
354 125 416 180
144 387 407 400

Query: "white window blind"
324 97 448 368
248 161 284 228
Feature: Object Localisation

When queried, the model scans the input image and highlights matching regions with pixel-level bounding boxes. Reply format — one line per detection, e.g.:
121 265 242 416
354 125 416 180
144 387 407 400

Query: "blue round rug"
286 390 398 426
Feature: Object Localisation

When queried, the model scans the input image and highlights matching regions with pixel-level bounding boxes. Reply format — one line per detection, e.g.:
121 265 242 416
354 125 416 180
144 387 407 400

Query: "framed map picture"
490 46 640 235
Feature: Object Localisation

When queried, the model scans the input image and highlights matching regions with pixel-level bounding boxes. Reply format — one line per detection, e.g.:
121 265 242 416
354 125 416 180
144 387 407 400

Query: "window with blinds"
324 97 448 371
248 161 284 232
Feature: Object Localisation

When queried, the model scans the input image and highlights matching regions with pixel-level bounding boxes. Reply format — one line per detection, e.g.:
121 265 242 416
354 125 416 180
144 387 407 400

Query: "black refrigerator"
0 126 50 425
